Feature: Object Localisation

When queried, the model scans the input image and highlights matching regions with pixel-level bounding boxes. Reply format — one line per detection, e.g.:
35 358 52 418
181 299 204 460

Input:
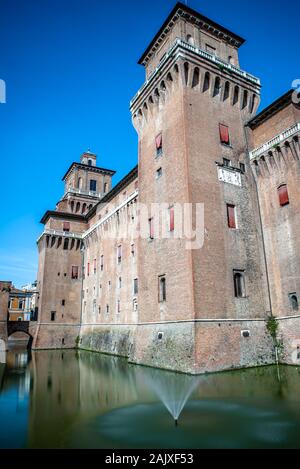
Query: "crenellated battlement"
131 38 260 130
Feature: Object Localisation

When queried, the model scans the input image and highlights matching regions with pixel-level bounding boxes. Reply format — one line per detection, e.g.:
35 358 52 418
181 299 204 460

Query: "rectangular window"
227 204 236 229
223 158 231 167
106 305 109 315
131 244 135 256
90 180 97 192
156 167 162 179
169 206 175 232
278 185 289 206
51 311 56 322
119 277 122 289
104 182 108 193
133 298 138 312
100 255 104 271
240 163 245 174
156 133 163 157
63 222 70 232
117 300 121 314
93 300 96 314
71 266 79 280
63 238 69 250
158 275 166 302
117 245 122 264
93 259 97 274
87 262 90 276
133 278 138 296
206 44 216 55
233 270 246 298
219 124 230 145
149 218 154 240
61 299 65 306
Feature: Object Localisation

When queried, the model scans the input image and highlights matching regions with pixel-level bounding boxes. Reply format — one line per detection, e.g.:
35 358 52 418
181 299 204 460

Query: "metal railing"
65 187 104 198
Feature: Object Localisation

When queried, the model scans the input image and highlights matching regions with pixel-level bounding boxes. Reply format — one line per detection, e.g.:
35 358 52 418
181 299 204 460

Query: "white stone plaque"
218 167 242 187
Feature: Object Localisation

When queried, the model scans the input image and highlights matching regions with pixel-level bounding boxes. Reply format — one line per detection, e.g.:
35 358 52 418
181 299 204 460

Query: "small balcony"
65 187 104 199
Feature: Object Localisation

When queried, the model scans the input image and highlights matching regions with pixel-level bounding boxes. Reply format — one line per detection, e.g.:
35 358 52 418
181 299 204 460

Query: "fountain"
142 367 200 424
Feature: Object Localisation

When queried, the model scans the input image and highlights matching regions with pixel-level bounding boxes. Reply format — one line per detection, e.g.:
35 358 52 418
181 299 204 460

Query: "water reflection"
1 349 300 448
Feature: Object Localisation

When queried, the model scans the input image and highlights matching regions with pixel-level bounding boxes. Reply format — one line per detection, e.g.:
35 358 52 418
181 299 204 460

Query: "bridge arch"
7 322 33 349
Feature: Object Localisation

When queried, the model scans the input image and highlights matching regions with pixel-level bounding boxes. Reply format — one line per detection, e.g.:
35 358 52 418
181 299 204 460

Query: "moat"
1 345 300 449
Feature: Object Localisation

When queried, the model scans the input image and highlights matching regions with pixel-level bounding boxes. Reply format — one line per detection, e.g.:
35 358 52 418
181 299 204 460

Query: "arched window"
75 202 80 213
234 270 246 298
88 159 92 166
290 294 299 311
184 62 189 86
228 56 233 64
223 81 230 101
70 201 74 213
213 77 221 97
203 72 210 92
77 177 82 189
82 203 87 214
192 68 200 88
233 86 239 105
186 34 194 45
242 90 248 109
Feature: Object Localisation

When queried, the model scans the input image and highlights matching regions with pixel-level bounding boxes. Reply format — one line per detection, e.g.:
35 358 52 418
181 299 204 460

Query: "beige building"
2 2 299 373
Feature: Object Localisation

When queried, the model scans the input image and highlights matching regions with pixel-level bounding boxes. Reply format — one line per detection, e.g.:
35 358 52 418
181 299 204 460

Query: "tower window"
289 293 299 311
159 275 166 302
93 259 97 274
90 180 97 192
149 218 154 240
156 167 162 179
87 262 90 276
223 158 231 167
117 300 121 314
88 159 92 166
61 299 65 306
63 222 70 232
233 271 246 298
219 124 230 145
119 277 122 289
206 44 216 55
278 184 289 206
51 311 56 322
156 133 163 157
117 245 122 264
131 244 135 257
106 305 109 315
240 163 246 174
71 266 79 280
133 278 138 296
227 204 236 229
104 182 108 193
63 238 69 250
169 206 175 232
100 255 104 271
203 72 210 92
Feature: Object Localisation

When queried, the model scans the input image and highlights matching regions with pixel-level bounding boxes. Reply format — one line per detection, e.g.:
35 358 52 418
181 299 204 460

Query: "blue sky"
0 0 298 287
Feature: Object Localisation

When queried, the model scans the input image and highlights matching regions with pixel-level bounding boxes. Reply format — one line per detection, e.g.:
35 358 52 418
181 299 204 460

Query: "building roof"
62 162 116 182
138 2 245 65
87 165 138 219
248 90 294 129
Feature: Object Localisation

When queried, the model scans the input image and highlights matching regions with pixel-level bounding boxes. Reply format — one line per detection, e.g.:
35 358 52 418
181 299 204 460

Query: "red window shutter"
227 205 236 229
170 207 175 232
156 134 162 150
278 185 289 206
219 124 230 145
63 222 70 231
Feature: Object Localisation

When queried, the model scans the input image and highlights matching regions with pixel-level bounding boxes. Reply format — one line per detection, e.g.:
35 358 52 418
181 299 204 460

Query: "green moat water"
1 346 300 449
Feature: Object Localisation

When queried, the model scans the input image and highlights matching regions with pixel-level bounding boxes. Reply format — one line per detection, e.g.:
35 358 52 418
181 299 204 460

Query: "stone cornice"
138 2 245 66
62 162 116 182
131 38 260 111
249 122 300 160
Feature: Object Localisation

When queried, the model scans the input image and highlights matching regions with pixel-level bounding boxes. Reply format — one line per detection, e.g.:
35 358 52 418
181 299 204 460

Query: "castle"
3 2 300 374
